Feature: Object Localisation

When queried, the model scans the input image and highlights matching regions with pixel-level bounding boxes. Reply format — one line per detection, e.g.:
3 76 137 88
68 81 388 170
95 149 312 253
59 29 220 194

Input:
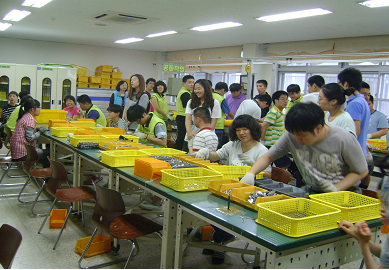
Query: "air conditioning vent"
91 11 153 25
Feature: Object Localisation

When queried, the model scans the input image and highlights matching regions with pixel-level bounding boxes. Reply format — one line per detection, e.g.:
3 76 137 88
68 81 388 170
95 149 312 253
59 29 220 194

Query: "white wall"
0 37 159 80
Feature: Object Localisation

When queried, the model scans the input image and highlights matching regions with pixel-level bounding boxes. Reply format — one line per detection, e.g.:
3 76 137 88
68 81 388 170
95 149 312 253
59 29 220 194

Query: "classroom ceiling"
0 0 389 52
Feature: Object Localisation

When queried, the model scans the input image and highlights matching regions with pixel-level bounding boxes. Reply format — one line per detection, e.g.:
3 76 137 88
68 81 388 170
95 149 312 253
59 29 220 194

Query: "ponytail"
344 87 356 97
17 99 40 121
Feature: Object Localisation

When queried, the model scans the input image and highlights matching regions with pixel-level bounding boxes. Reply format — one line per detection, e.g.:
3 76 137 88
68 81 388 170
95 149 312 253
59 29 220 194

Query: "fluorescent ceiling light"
115 37 144 44
190 21 242 31
3 9 31 21
0 22 12 31
359 0 389 8
257 8 332 22
22 0 53 8
146 30 177 38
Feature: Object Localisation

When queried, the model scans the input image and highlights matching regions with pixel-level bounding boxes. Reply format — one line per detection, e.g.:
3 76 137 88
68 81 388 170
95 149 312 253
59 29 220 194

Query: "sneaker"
211 251 225 264
221 235 235 246
139 203 162 211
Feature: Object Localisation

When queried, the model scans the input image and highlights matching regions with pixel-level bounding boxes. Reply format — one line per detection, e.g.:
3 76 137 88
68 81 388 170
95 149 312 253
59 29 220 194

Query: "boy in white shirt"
189 107 218 155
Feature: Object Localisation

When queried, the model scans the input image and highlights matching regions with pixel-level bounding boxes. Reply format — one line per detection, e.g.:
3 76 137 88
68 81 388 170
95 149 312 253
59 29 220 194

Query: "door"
56 67 76 109
36 66 57 109
15 64 37 96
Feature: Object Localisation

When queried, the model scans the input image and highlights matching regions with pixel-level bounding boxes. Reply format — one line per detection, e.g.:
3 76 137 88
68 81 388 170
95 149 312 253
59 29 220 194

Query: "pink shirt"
63 106 80 118
10 113 37 159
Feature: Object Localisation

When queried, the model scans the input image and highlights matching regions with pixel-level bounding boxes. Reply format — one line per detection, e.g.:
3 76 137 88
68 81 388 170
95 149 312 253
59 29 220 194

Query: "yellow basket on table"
51 127 86 137
70 121 96 128
207 165 264 181
101 150 149 167
139 148 186 157
102 134 139 143
255 198 341 237
161 167 223 192
69 135 106 147
35 110 67 123
367 139 387 153
309 191 381 223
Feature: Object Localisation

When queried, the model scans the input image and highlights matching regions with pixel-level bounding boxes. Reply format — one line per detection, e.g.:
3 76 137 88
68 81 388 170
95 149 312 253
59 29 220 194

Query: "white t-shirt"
184 99 221 141
235 100 262 121
325 111 356 137
216 140 271 171
192 128 218 152
301 92 320 104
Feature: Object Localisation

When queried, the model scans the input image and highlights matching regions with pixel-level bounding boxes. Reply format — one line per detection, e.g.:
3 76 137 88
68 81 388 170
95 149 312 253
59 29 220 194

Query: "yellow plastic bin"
50 209 67 228
75 234 111 258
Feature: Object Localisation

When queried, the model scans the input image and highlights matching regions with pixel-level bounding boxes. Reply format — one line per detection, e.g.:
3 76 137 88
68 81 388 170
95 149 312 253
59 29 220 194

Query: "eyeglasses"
278 98 288 101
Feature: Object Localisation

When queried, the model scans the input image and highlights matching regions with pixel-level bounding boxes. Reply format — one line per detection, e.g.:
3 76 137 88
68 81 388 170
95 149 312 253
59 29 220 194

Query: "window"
361 73 379 97
279 72 306 93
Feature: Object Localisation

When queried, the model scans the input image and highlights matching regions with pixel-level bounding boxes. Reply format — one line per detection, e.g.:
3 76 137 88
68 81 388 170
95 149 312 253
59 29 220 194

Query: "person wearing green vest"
213 82 234 149
127 104 167 147
76 94 107 127
150 80 173 122
174 75 194 151
285 84 303 114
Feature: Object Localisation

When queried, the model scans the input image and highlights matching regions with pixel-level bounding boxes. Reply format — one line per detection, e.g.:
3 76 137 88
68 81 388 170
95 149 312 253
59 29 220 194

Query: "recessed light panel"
0 22 12 31
3 9 31 21
190 21 242 31
114 37 144 44
146 31 177 38
257 8 332 22
359 0 389 8
22 0 53 8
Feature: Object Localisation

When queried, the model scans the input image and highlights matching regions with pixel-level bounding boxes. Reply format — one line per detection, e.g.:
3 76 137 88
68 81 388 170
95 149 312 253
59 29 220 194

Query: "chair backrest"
92 184 126 234
0 224 22 269
46 158 69 196
271 167 293 184
361 188 378 199
23 144 39 174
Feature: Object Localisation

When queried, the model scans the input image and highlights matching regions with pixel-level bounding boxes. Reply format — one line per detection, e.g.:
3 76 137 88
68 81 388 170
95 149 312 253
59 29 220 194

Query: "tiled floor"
0 146 384 269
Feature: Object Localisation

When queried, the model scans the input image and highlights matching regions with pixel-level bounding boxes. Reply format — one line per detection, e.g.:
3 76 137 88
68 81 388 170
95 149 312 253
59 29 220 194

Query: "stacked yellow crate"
77 75 89 88
111 70 122 89
95 65 113 89
89 76 101 88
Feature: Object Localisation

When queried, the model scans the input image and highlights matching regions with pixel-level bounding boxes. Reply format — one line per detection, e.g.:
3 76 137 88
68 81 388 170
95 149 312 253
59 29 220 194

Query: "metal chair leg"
38 198 56 234
78 227 98 269
18 176 49 206
31 182 50 216
53 205 73 250
124 240 136 269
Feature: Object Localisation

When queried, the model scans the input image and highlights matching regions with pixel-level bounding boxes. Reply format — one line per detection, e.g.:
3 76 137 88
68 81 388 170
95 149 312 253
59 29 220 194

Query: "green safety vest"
85 104 107 127
138 113 166 145
176 87 191 116
212 92 225 130
151 93 168 121
5 105 21 133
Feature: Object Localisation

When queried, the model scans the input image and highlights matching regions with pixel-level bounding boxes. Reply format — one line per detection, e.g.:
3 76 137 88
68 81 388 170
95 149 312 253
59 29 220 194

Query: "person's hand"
238 153 256 166
133 132 146 139
354 221 372 244
367 133 372 139
240 172 255 185
77 110 83 117
339 220 358 238
37 126 47 133
195 148 209 159
318 180 339 192
167 114 174 121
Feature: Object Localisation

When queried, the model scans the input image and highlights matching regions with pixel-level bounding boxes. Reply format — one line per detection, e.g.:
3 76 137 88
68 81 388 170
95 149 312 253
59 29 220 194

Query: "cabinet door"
36 67 57 109
56 68 76 109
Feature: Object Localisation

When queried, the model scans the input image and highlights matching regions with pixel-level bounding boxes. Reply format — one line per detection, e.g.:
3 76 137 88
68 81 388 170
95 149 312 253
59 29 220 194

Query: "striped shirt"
109 119 129 132
192 127 218 152
264 106 285 147
1 104 18 124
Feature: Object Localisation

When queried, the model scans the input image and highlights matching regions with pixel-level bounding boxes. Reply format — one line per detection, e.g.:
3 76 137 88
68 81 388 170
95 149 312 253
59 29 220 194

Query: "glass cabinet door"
62 79 71 109
21 76 31 93
42 77 51 109
0 76 9 114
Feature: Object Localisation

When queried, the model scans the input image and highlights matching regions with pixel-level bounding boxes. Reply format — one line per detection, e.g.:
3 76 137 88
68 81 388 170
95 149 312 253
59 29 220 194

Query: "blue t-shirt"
346 94 370 156
368 110 389 135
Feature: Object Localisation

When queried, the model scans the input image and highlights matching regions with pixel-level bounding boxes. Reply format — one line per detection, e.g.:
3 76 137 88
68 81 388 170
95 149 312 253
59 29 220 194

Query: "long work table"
41 132 384 269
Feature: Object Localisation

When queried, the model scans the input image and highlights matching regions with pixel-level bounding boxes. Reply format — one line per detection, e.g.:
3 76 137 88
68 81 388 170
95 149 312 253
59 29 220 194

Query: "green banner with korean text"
162 63 185 73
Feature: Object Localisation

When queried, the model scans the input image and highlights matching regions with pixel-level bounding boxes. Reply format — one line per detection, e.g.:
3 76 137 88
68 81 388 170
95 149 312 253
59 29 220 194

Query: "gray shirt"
268 125 367 191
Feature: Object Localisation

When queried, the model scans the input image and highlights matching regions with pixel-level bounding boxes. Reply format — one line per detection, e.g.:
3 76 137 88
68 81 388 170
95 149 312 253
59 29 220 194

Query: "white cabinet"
15 64 37 97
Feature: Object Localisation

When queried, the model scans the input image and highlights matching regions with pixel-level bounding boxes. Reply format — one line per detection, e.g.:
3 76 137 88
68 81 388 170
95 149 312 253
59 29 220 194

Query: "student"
257 94 272 121
150 80 172 122
339 154 389 268
196 114 271 172
367 95 389 139
235 99 262 122
318 83 356 136
225 83 246 120
174 75 194 151
62 95 80 121
107 104 128 132
261 90 291 169
185 79 221 152
241 102 368 193
212 82 234 148
360 81 371 102
145 77 156 96
109 80 128 109
254 79 271 118
127 104 167 147
0 91 18 140
10 98 49 167
339 67 370 189
285 84 303 113
189 107 218 155
301 75 325 104
76 94 107 127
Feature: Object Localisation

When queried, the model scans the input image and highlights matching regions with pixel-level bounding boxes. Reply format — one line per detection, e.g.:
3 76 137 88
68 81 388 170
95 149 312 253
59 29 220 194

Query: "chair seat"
109 213 163 240
56 186 95 203
29 167 52 178
0 157 23 164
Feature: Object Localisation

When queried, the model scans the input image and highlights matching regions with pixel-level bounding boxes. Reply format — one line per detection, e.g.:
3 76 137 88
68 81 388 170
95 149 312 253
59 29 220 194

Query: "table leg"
161 199 177 269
